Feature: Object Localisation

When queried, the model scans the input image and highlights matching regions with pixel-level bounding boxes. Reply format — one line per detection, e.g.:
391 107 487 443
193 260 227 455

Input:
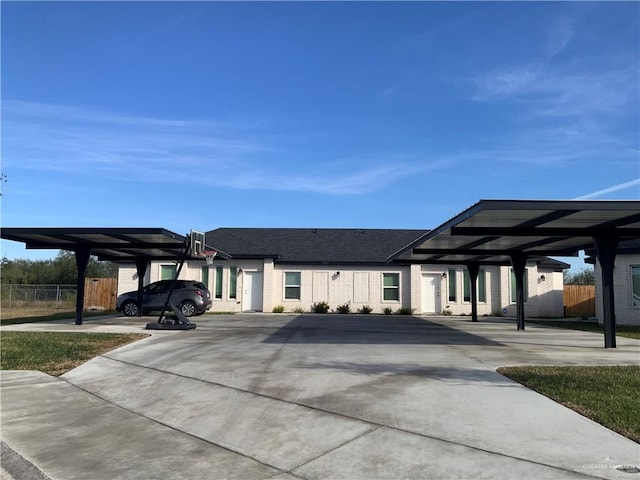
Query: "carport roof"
388 199 640 265
1 227 227 262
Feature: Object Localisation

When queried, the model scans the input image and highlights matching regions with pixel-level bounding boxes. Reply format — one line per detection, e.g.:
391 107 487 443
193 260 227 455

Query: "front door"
242 271 263 312
421 274 440 314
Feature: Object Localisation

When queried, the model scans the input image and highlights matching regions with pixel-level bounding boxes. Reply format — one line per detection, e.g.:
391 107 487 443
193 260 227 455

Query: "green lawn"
529 321 640 340
0 331 147 376
498 365 640 443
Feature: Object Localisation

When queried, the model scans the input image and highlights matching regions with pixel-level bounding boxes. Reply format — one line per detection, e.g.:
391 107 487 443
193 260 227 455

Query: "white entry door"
242 271 263 312
421 274 440 314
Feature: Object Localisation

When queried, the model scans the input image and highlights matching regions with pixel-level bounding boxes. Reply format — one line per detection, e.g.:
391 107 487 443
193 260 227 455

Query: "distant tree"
564 267 595 285
0 251 118 284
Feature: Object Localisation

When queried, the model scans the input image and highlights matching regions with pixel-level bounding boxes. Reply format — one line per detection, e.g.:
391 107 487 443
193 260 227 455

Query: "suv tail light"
195 289 203 298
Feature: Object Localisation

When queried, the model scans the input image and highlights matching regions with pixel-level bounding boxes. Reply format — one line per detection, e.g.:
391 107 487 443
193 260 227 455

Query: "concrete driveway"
1 314 639 480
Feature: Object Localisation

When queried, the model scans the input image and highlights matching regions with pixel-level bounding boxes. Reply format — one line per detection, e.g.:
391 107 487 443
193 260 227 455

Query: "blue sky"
1 1 639 271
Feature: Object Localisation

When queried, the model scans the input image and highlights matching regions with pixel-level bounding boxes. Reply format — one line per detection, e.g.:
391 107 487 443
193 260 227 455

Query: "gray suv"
116 280 212 317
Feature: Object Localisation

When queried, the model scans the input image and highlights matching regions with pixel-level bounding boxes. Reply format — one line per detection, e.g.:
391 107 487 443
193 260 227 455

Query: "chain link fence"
1 284 77 309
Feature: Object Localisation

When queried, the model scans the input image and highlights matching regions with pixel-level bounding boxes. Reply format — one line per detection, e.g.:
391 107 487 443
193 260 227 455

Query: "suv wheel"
122 300 139 317
180 300 197 317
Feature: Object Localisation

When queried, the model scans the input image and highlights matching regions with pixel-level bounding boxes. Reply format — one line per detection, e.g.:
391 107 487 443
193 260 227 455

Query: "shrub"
272 305 285 313
357 305 373 314
396 307 413 315
293 307 305 314
336 303 351 314
311 301 330 314
382 307 393 315
442 307 453 316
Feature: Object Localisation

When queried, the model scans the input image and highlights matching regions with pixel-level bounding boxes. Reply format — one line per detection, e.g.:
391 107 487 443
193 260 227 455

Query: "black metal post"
593 233 619 348
74 247 91 325
135 257 149 318
157 235 191 323
510 253 527 331
466 262 480 322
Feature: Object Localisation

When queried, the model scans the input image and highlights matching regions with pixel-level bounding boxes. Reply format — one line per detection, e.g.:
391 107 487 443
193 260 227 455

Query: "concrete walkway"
1 314 639 479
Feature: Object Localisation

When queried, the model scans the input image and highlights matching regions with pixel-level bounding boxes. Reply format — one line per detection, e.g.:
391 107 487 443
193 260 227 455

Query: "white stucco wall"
270 265 412 314
117 258 566 317
594 254 640 326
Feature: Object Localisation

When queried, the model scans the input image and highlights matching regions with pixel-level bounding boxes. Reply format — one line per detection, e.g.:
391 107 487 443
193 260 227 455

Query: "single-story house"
587 239 640 326
117 228 569 316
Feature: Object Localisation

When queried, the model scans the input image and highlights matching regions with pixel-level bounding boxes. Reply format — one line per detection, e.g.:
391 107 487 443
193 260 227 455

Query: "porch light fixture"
441 272 447 278
335 271 340 276
539 274 546 282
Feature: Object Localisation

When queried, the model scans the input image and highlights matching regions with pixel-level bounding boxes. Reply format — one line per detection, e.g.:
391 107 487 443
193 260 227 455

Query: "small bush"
382 307 393 315
336 303 351 314
358 305 373 314
442 307 452 316
311 301 330 314
293 307 305 314
396 307 413 315
272 305 285 313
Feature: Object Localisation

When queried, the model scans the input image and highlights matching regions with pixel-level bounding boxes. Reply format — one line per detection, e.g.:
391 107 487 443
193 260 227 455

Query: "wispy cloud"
1 100 444 196
575 179 640 200
545 17 574 60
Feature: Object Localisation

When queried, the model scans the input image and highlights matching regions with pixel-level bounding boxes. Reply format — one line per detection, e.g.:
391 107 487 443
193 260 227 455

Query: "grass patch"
529 321 640 340
0 332 147 376
498 365 640 443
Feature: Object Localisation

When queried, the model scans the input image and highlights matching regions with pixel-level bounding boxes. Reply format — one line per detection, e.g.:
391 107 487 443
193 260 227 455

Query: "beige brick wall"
594 254 640 326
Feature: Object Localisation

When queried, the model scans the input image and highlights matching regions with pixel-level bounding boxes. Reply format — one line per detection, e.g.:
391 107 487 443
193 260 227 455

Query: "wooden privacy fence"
563 285 595 317
83 277 117 312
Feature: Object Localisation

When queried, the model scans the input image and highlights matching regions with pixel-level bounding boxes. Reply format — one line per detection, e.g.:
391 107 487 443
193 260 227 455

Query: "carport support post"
510 253 527 331
466 262 480 322
74 247 91 326
593 234 618 349
135 258 149 318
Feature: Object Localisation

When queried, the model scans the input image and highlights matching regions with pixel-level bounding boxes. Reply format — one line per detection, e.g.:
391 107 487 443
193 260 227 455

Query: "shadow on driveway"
261 314 503 346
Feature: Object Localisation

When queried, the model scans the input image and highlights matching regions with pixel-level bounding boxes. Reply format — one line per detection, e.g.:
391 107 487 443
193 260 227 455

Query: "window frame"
214 266 223 299
448 269 457 303
284 271 302 301
160 264 176 280
382 272 400 302
510 268 529 304
631 265 640 308
229 267 238 300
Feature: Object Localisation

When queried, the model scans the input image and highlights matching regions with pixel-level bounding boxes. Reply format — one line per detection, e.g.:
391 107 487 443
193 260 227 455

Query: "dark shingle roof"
205 228 428 264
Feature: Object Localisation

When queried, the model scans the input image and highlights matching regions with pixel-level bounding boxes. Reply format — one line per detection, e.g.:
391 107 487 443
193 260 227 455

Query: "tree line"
564 267 595 285
1 251 118 285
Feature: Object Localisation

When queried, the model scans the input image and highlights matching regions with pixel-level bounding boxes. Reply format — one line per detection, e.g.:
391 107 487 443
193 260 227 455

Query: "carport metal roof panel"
1 227 228 261
389 200 640 265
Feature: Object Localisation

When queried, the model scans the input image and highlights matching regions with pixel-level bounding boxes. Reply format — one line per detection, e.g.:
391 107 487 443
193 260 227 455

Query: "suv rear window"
192 282 207 290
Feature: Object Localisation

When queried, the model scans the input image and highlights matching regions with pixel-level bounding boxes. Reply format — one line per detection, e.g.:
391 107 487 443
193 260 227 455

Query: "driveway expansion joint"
95 355 611 479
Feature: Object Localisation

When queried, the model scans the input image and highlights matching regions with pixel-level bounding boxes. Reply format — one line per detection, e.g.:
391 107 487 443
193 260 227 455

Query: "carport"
0 228 227 325
388 200 640 348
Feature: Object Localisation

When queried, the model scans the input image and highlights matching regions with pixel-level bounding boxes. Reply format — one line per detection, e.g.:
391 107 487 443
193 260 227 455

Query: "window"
160 265 176 280
448 269 456 302
215 267 223 299
285 272 301 300
383 273 400 301
463 270 471 302
478 269 486 303
510 268 529 303
463 269 486 303
201 267 209 288
229 267 237 299
632 266 640 307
